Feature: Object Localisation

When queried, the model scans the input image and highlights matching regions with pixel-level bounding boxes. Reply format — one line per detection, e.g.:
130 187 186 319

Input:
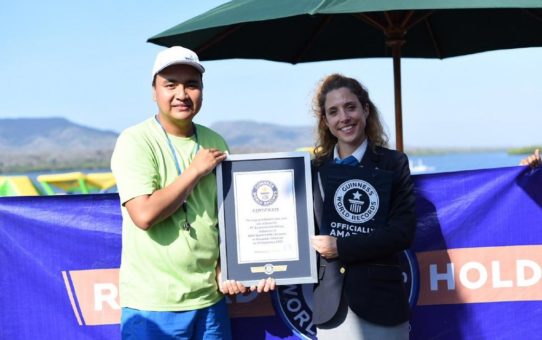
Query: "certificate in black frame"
216 152 317 286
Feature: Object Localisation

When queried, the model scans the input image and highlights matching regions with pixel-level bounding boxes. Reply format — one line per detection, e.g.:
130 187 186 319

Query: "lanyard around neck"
154 115 199 231
154 115 200 176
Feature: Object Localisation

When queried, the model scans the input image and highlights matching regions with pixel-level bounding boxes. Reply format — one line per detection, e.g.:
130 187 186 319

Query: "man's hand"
219 280 248 295
250 277 276 293
219 278 275 295
191 148 228 177
217 266 275 295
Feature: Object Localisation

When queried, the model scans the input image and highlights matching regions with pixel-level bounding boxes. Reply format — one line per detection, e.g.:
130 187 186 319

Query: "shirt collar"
333 139 368 163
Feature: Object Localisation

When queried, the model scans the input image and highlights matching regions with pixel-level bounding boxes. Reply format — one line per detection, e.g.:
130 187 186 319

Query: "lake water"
407 151 527 175
6 151 526 179
7 151 527 178
3 151 529 194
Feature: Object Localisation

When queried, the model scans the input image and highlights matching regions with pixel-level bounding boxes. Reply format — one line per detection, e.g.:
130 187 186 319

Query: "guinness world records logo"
334 179 379 224
252 180 278 206
273 250 420 339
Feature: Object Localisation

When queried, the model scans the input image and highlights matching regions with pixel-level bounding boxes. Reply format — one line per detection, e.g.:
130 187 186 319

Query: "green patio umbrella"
148 0 542 151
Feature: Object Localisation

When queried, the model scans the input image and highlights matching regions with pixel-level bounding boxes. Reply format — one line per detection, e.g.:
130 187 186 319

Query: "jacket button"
340 267 346 274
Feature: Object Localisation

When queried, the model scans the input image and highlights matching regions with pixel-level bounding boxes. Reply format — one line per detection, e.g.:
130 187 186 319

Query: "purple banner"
410 166 542 339
1 166 541 339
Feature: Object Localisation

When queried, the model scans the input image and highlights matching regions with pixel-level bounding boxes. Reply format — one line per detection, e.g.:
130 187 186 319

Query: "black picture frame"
216 152 317 286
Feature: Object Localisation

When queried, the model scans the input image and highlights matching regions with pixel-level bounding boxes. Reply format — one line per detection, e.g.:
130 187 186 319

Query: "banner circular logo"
274 250 420 339
252 180 278 206
334 179 379 224
400 249 420 308
273 284 316 339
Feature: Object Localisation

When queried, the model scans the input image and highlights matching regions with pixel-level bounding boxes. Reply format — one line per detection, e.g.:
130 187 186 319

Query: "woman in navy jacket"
310 74 416 340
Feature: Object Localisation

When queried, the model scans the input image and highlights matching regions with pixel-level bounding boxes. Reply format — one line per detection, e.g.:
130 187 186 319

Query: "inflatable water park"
0 171 116 196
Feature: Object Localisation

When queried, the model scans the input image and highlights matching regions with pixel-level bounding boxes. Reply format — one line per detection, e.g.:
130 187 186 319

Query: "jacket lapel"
360 141 381 169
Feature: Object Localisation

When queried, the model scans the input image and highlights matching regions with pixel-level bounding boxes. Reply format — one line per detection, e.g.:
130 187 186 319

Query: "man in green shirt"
111 46 274 339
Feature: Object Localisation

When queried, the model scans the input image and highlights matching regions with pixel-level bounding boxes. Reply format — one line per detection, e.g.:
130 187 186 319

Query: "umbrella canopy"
148 0 542 151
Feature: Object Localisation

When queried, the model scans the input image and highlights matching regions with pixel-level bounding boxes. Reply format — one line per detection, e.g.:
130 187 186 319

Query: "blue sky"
1 0 541 148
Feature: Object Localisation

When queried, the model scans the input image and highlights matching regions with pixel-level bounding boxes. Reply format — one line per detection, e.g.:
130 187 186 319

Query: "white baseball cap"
151 46 205 80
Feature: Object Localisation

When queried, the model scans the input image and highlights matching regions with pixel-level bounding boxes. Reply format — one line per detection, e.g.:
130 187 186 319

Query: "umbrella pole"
388 40 404 152
360 11 420 152
361 12 411 152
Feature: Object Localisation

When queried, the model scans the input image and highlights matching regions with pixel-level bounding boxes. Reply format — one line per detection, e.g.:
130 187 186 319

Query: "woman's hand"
519 148 541 168
311 235 339 259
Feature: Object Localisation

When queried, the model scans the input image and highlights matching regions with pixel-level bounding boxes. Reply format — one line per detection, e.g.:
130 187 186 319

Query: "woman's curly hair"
312 74 388 164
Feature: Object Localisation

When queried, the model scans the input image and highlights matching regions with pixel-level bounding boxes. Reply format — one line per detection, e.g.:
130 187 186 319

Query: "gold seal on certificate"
216 152 317 286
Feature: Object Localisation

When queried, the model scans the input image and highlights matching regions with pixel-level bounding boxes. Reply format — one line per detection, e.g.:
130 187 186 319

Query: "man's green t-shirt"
111 117 229 311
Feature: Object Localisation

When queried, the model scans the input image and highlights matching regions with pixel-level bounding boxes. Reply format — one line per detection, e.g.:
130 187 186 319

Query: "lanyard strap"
154 115 199 176
153 115 200 231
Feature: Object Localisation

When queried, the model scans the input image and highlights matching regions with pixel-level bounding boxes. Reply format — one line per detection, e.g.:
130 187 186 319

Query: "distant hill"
0 118 118 172
0 117 520 173
210 120 315 153
0 117 118 152
0 118 315 172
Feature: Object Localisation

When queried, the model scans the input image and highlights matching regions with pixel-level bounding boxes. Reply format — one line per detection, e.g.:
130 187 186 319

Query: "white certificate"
233 170 299 264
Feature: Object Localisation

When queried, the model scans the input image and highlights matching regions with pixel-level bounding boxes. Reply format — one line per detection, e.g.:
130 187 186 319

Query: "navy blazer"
312 143 416 326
